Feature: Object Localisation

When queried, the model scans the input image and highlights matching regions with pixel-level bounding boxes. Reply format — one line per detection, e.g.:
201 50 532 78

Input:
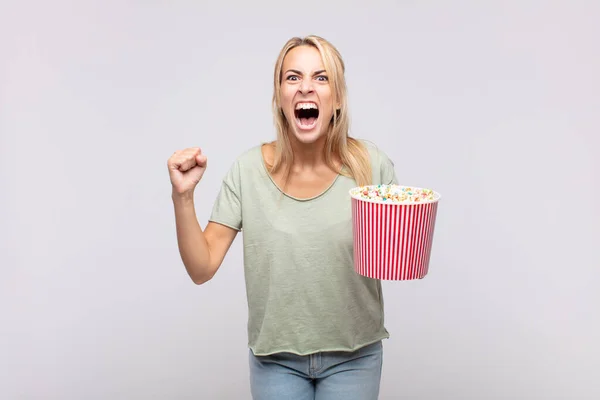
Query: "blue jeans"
249 340 383 400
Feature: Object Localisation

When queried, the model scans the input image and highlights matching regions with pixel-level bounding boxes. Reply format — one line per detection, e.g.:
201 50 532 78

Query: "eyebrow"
285 69 327 76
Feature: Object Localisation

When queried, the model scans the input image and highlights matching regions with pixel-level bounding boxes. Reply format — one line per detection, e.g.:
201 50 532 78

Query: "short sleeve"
208 160 242 231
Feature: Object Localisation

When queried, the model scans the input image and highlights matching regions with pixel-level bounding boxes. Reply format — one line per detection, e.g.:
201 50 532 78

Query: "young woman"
168 35 398 400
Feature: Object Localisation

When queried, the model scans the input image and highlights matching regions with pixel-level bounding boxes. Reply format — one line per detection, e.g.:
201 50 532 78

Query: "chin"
291 124 323 143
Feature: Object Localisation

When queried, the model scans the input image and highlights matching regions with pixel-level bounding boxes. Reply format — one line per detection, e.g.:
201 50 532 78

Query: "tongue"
300 117 316 126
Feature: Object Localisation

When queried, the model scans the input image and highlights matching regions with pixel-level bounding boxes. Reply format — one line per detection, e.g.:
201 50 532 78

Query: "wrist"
172 190 195 205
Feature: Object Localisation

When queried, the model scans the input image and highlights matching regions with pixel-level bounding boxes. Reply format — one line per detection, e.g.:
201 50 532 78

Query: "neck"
288 134 327 170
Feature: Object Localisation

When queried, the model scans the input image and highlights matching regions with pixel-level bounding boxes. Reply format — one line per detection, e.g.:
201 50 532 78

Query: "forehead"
282 45 325 72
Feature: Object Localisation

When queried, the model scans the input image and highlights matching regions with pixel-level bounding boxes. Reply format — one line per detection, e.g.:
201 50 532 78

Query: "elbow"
190 268 215 285
192 275 210 285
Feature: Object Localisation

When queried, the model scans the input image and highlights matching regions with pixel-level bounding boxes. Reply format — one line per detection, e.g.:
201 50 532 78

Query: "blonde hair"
267 35 372 187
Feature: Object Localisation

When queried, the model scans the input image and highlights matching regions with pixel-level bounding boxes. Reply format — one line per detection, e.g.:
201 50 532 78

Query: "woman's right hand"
167 147 207 197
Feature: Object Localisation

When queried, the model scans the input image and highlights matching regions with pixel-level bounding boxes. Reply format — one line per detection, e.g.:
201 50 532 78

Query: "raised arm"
168 147 238 284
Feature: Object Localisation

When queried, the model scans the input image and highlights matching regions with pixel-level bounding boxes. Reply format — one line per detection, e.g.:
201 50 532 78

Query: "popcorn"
350 185 437 203
350 184 441 280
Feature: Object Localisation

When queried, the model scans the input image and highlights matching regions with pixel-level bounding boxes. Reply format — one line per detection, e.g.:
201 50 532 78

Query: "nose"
298 78 314 94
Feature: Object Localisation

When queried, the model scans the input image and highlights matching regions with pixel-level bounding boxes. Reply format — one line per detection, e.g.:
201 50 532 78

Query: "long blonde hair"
267 35 372 187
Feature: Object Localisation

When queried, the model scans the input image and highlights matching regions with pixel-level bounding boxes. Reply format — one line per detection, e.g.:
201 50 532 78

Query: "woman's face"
279 45 335 145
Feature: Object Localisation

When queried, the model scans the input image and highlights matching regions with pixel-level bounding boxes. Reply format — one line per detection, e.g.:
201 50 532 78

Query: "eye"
286 75 300 81
316 75 328 82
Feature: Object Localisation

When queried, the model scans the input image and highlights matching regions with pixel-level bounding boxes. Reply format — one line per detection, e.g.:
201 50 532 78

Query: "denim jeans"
248 340 383 400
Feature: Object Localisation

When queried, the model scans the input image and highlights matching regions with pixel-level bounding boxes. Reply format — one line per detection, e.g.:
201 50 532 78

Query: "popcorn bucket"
349 185 441 280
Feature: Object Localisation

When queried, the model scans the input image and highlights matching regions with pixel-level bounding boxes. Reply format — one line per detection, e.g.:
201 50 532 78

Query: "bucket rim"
349 184 441 205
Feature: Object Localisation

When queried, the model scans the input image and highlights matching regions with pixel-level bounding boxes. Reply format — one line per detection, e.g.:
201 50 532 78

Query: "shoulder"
355 139 397 185
217 143 265 189
357 139 395 168
221 144 263 174
228 144 263 167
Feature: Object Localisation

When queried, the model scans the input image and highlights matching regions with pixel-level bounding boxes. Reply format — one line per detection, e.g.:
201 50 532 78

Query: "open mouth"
294 102 319 130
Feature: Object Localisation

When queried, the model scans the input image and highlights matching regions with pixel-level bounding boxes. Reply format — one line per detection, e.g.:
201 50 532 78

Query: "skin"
169 44 341 284
168 147 236 284
281 45 335 147
263 45 342 199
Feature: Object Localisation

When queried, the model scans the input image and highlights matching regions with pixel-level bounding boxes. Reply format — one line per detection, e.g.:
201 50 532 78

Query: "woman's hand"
167 147 207 197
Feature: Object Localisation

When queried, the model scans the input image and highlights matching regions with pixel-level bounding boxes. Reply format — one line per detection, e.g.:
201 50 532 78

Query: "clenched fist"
167 147 207 196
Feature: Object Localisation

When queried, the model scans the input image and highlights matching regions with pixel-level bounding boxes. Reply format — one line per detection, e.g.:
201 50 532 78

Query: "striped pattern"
351 198 439 280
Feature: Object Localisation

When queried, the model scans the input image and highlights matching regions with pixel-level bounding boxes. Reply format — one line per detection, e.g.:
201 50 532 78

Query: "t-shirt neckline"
257 145 342 202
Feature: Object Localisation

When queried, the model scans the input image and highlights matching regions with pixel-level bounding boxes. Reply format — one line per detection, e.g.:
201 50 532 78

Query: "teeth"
295 102 318 110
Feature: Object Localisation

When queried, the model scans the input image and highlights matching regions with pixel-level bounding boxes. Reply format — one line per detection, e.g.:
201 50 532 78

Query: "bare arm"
172 193 238 284
167 147 238 284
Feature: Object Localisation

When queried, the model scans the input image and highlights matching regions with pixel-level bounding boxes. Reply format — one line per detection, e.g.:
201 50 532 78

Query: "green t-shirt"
209 140 398 356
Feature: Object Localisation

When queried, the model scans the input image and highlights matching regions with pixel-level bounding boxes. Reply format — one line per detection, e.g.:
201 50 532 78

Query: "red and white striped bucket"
350 185 441 280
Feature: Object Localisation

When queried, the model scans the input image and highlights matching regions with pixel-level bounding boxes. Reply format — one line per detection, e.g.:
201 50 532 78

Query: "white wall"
1 1 598 398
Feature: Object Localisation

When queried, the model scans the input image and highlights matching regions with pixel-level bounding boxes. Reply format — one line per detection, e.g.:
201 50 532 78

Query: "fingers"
168 147 204 172
195 153 207 168
178 156 197 172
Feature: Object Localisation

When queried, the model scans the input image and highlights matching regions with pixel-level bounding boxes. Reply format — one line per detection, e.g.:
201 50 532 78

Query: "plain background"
1 1 599 399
